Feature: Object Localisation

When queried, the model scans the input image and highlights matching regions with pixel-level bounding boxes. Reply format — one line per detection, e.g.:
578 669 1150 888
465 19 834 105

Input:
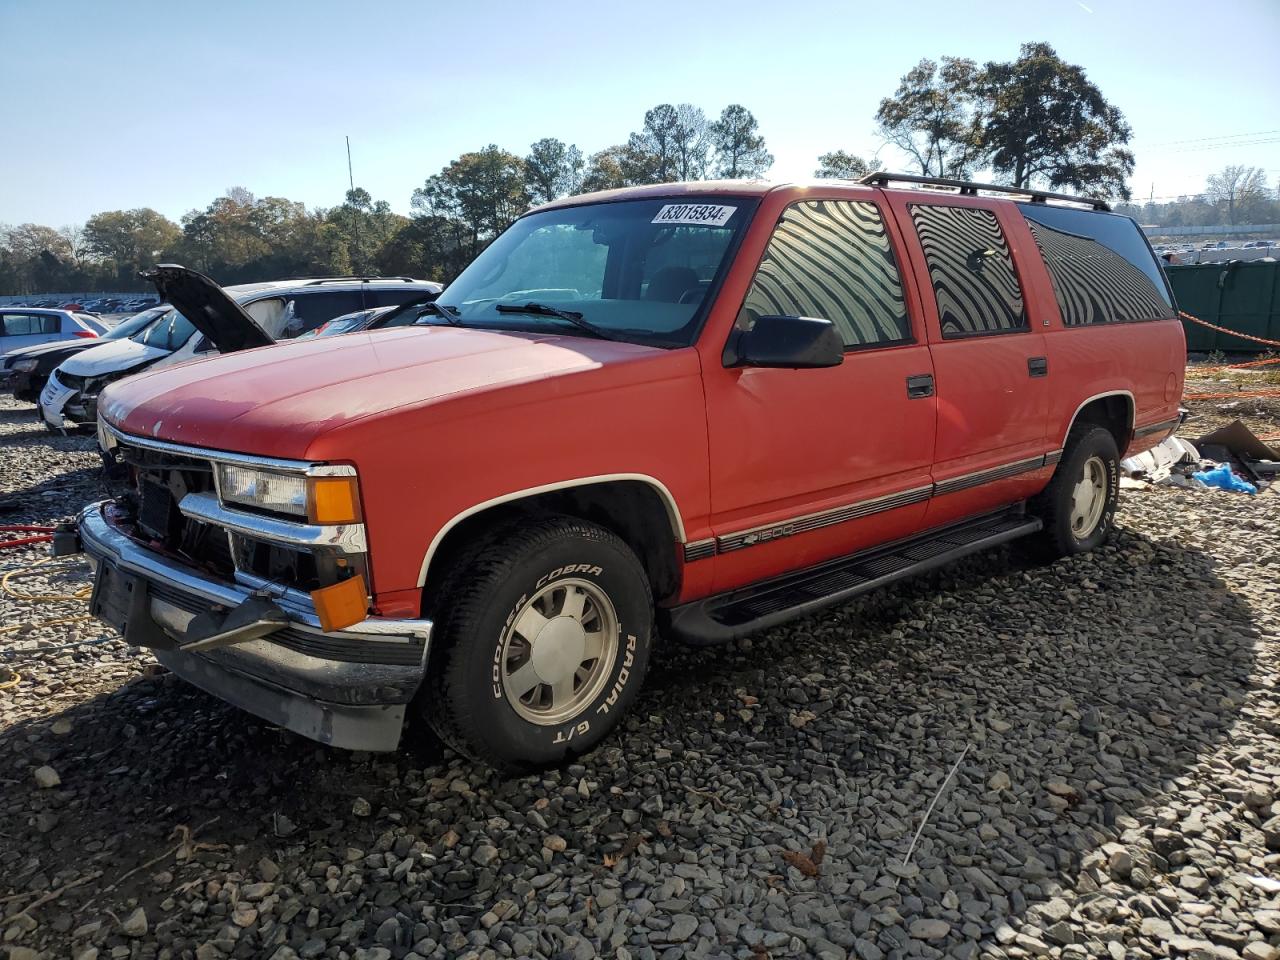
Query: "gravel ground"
2 389 1279 960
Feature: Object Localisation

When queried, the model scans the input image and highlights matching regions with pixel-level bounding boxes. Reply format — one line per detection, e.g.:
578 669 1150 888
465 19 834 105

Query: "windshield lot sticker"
652 204 737 227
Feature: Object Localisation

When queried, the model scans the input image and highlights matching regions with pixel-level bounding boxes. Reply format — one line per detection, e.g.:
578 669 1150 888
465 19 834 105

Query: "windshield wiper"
418 301 462 325
493 302 624 341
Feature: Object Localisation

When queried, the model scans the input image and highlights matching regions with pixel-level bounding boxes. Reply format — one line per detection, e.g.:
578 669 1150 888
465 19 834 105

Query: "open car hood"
140 264 274 354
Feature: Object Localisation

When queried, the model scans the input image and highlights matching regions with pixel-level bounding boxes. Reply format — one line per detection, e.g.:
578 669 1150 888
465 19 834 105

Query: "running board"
665 509 1041 645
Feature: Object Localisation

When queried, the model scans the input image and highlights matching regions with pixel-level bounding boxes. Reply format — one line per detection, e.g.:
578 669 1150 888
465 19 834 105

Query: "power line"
1143 128 1280 148
1165 137 1280 154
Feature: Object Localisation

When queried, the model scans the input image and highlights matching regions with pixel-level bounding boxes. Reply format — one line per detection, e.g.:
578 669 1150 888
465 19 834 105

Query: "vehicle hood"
141 264 274 353
2 338 94 367
98 326 668 458
59 337 170 378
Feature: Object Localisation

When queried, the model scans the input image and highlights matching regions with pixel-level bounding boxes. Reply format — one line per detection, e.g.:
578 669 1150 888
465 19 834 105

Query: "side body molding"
415 473 687 588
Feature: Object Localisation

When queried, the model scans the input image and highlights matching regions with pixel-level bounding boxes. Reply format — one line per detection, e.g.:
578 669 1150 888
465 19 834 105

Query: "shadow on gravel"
0 466 104 521
0 525 1259 957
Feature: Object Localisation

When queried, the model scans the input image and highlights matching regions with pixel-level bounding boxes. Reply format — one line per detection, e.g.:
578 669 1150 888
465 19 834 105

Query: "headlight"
13 359 38 373
216 465 361 524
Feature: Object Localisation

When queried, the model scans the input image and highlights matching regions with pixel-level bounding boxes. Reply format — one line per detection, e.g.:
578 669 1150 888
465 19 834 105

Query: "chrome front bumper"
77 502 432 751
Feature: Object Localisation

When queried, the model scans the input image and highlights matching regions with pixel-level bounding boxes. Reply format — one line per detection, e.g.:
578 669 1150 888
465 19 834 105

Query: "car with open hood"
39 269 441 430
1 305 169 404
67 176 1186 771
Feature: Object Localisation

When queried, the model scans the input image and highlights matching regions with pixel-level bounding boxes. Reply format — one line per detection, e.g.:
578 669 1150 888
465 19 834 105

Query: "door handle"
1028 357 1048 377
906 373 935 399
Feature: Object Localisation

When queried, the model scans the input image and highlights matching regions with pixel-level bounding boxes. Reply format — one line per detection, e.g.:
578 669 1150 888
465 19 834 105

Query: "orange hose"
1180 311 1280 350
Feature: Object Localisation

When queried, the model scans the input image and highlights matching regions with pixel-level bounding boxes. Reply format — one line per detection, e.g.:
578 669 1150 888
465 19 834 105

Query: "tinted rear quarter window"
287 291 367 334
740 200 911 349
1019 204 1175 326
365 288 438 308
909 204 1027 338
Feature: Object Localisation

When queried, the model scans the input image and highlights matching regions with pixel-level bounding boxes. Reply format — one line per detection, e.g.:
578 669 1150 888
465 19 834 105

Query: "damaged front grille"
108 443 232 580
105 437 353 594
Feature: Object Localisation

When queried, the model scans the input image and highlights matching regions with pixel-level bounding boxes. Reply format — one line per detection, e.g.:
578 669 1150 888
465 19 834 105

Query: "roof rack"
858 171 1110 212
301 276 421 285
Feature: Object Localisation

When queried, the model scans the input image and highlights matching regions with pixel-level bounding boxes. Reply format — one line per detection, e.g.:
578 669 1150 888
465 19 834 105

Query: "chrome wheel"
1070 455 1108 537
499 578 619 725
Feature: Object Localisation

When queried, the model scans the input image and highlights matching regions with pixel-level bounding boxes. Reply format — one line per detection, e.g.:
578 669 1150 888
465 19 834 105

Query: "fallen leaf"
618 832 646 859
811 839 827 866
781 850 820 877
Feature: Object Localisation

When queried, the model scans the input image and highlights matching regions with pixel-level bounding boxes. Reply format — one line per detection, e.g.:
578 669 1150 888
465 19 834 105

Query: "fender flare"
415 473 687 588
1059 390 1135 450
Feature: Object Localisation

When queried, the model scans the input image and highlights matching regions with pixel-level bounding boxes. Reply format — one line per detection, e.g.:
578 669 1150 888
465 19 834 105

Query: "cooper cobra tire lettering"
493 592 528 699
536 564 603 589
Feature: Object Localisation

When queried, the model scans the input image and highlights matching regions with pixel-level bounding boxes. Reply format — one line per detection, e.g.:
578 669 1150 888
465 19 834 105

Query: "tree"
580 143 661 192
1205 165 1269 225
814 151 881 180
524 138 585 203
709 105 773 178
1 223 80 293
671 104 710 180
83 208 181 276
972 42 1134 199
411 146 529 272
327 188 406 274
875 57 979 178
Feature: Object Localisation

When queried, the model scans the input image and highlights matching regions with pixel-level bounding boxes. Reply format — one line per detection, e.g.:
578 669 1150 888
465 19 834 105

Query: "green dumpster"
1166 261 1280 353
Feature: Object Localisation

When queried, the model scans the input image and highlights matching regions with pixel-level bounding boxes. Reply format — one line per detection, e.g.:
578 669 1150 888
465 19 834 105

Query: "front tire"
1026 424 1120 559
421 516 653 772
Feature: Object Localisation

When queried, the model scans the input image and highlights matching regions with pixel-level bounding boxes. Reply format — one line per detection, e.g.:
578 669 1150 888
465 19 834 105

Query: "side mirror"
725 315 844 369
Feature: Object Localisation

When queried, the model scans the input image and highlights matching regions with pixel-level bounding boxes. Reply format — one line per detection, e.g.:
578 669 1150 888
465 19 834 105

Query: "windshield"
434 196 756 347
130 309 196 352
104 306 169 341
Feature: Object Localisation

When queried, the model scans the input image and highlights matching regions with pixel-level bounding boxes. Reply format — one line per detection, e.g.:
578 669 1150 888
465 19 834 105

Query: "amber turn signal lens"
308 476 362 524
311 575 368 632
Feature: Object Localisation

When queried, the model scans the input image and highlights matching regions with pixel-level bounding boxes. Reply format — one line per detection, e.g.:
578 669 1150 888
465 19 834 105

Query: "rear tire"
421 516 653 773
1026 425 1119 560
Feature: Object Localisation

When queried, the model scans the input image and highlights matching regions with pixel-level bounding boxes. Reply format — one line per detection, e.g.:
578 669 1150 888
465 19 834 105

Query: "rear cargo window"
1018 204 1176 326
909 204 1027 338
739 200 910 349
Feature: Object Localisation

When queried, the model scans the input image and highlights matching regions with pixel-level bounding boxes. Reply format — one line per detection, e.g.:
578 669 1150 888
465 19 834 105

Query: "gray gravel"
1 392 1279 960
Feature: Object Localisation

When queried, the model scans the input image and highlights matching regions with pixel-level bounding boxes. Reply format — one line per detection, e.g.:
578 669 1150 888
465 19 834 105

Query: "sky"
1 0 1278 228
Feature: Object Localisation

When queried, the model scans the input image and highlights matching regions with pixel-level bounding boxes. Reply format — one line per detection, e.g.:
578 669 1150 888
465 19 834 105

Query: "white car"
0 308 107 358
40 267 441 430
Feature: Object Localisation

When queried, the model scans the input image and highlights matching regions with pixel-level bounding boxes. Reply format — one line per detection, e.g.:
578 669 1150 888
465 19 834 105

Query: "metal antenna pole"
346 136 362 273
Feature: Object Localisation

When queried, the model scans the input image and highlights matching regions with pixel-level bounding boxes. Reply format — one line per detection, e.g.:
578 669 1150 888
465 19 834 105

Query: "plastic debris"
1192 463 1257 495
1121 436 1199 483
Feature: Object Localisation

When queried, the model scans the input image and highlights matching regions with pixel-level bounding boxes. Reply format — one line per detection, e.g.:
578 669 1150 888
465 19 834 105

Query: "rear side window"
1 314 59 336
739 200 910 349
909 204 1027 338
1019 204 1176 326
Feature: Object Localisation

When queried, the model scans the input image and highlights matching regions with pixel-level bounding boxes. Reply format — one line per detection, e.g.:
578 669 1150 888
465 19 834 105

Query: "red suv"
68 174 1185 771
